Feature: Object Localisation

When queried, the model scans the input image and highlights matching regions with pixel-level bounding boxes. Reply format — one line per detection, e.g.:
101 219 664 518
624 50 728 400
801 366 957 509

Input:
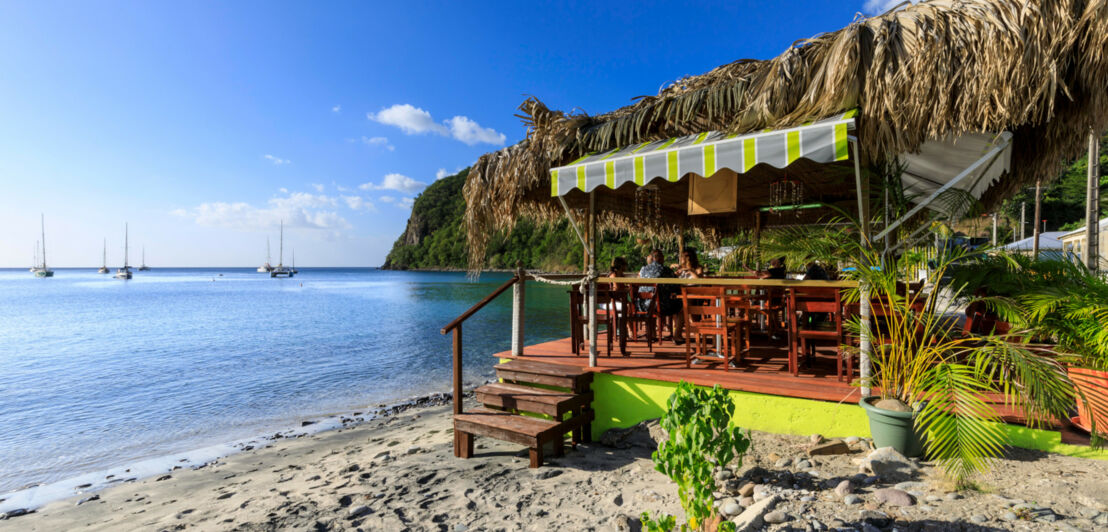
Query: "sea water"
0 268 569 507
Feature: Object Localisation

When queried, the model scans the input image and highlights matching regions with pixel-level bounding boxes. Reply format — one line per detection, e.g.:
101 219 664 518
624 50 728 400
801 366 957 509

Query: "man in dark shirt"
760 257 787 279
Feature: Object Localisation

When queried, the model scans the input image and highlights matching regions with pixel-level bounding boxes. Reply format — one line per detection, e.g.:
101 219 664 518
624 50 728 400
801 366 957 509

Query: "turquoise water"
0 268 568 498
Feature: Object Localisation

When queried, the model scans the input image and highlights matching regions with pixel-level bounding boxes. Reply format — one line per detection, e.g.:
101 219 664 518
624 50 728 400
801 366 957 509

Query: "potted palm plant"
727 219 1077 487
949 254 1108 441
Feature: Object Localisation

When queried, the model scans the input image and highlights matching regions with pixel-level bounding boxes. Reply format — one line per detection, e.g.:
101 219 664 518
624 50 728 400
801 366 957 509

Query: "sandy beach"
0 399 680 532
6 394 1108 531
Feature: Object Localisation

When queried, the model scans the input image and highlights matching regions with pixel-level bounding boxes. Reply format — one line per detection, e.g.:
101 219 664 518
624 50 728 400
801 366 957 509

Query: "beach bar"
445 0 1108 466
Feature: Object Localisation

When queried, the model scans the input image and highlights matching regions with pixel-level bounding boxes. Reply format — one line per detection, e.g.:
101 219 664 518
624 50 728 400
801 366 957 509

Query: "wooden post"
1087 131 1100 271
588 191 598 368
1032 179 1043 259
512 262 525 356
452 327 463 415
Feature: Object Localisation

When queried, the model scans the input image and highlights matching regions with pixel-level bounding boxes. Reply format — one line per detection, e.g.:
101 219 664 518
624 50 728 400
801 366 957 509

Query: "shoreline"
0 391 458 516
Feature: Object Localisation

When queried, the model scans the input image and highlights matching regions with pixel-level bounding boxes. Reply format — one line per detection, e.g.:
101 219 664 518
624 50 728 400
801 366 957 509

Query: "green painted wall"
590 372 1108 461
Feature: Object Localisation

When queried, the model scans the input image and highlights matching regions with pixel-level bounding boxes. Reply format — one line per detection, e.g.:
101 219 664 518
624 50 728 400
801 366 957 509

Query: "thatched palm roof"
465 0 1108 269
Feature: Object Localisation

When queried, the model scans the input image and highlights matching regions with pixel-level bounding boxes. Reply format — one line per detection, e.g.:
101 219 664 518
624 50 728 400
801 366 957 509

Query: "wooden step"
453 406 595 467
475 382 594 418
495 359 593 392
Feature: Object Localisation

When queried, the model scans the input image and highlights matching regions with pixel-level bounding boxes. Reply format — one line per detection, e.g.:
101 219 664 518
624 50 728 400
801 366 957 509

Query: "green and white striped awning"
550 110 857 197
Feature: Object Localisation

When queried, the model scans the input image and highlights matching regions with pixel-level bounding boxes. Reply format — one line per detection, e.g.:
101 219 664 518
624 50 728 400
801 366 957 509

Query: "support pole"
849 139 873 396
512 262 526 357
1032 179 1043 260
1087 131 1100 271
1020 202 1026 240
588 191 598 368
991 212 998 246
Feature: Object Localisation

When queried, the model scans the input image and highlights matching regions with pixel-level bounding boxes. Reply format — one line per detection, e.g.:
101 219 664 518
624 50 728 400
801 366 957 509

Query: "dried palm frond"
464 0 1108 270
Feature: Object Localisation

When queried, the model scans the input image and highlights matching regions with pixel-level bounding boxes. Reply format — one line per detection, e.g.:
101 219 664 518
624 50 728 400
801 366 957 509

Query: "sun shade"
549 110 857 197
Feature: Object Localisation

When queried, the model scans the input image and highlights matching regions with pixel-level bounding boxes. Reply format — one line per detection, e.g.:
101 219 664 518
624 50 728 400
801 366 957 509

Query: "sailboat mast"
124 223 129 268
40 214 46 269
103 239 107 267
267 238 271 263
279 221 284 267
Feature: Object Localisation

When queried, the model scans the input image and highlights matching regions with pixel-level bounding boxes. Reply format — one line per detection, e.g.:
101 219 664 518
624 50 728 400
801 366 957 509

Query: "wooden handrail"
441 276 520 334
441 273 524 424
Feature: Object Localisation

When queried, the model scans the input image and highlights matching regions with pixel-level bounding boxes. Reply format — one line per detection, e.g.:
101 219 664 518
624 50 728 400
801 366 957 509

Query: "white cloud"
379 195 396 203
444 116 507 146
311 183 325 193
172 191 348 232
341 195 376 211
332 104 342 113
264 154 291 165
399 197 415 209
358 173 426 194
863 0 914 14
368 104 448 135
360 136 395 151
368 103 506 146
279 187 288 194
435 168 449 180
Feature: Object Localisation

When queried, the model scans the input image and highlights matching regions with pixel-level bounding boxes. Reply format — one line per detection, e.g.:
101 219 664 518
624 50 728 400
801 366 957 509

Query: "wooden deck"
498 333 862 403
496 333 1093 445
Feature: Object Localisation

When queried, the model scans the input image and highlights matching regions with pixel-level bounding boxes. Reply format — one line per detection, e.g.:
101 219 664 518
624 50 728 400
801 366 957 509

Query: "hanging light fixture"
634 185 662 228
768 173 803 216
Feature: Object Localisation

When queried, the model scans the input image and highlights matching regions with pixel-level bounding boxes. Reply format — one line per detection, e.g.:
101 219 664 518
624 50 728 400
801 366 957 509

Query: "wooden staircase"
454 359 594 467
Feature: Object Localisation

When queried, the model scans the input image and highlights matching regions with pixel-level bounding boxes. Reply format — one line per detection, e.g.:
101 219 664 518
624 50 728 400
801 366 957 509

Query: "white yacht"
270 221 294 278
98 239 109 274
31 215 54 278
114 223 133 280
257 238 274 273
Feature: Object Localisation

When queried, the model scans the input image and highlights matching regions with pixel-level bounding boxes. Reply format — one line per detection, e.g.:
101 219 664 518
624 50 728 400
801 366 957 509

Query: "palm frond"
917 363 1006 486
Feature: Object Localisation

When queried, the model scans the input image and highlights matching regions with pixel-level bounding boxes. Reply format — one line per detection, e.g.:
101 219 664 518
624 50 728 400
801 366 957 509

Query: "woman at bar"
757 257 787 279
673 248 704 279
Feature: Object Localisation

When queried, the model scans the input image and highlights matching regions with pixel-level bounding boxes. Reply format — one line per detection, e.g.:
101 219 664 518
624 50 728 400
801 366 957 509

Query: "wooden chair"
626 287 657 352
569 287 621 357
680 286 745 371
787 287 845 378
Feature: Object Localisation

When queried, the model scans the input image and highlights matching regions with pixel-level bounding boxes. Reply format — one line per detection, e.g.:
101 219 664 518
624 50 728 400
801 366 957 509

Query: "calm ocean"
0 268 568 504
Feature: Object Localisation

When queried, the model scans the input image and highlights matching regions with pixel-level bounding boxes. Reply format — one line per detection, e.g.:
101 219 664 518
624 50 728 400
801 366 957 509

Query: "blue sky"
0 1 887 267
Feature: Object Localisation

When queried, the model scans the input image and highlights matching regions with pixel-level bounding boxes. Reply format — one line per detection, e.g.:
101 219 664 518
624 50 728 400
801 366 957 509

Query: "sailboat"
30 242 38 272
114 223 133 280
98 239 109 273
138 247 150 271
31 214 54 278
257 238 274 273
270 221 294 278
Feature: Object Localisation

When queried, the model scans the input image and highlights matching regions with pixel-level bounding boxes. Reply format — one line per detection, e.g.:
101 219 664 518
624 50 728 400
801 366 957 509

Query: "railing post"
512 262 525 357
452 326 463 416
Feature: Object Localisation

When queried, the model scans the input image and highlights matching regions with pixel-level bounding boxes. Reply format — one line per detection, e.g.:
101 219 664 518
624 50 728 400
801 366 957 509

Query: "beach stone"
612 493 623 506
609 513 638 532
843 494 863 505
808 440 850 456
944 492 963 501
1078 507 1101 518
715 468 734 481
1000 511 1017 521
969 514 988 524
845 436 861 445
764 510 789 524
795 459 812 470
721 498 743 517
767 452 782 463
861 524 882 532
835 480 854 497
731 494 780 532
859 509 892 528
810 434 824 445
338 495 353 507
925 495 942 503
740 496 755 507
774 457 792 468
873 488 915 507
859 447 919 480
753 485 773 501
347 505 371 519
453 525 468 532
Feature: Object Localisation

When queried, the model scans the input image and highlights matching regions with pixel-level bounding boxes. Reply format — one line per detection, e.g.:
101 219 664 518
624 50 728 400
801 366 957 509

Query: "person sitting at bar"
803 261 829 281
638 249 685 344
758 257 787 279
673 248 704 279
605 256 630 353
